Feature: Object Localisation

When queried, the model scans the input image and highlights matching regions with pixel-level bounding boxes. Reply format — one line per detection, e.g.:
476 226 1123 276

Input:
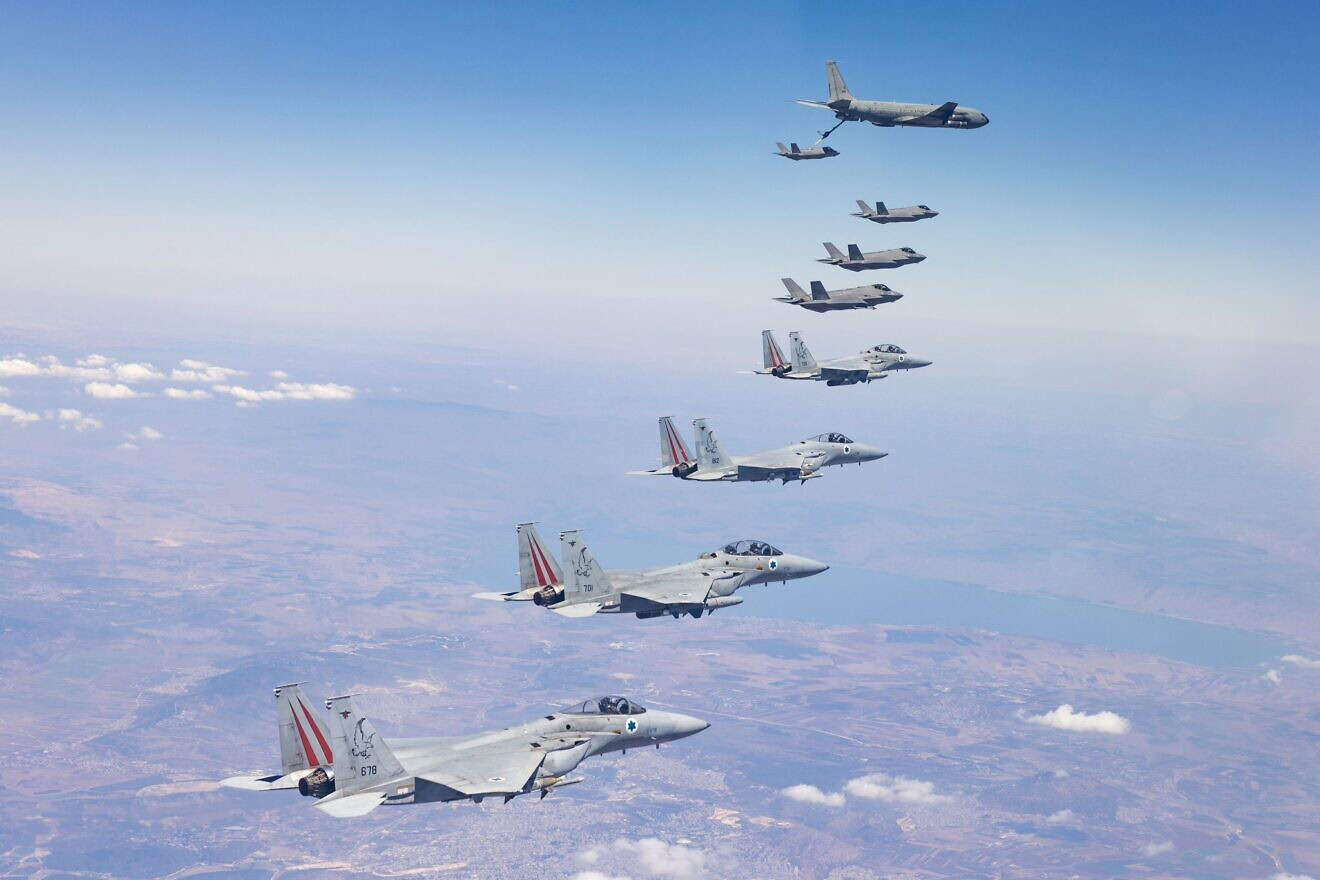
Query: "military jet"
818 242 925 271
630 416 886 484
221 684 707 818
798 60 989 138
473 524 829 619
757 330 931 386
775 140 839 160
853 200 938 224
776 277 902 312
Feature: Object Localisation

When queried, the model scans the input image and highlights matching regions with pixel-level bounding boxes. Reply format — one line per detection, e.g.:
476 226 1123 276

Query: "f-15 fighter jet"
797 60 988 138
818 242 925 271
852 200 938 224
221 684 707 818
630 416 886 484
775 140 839 160
776 277 902 312
473 524 829 619
756 330 931 386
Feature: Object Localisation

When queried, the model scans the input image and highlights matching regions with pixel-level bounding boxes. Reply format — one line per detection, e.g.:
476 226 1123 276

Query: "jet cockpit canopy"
721 539 782 557
563 696 646 715
870 344 906 354
805 432 853 444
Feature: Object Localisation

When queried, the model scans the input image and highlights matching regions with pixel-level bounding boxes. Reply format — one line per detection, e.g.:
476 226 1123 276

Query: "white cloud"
1282 654 1320 669
844 773 951 805
1141 841 1174 857
268 369 289 378
43 359 113 381
611 839 705 879
0 402 42 425
117 442 139 451
212 381 356 404
493 378 521 392
781 784 845 808
1025 704 1131 735
85 382 141 399
1271 873 1318 880
0 358 41 377
131 426 163 441
78 354 110 367
572 873 631 880
113 362 164 382
164 387 212 399
1045 809 1076 825
10 549 41 559
1265 668 1283 684
54 408 102 431
0 385 8 395
171 359 244 382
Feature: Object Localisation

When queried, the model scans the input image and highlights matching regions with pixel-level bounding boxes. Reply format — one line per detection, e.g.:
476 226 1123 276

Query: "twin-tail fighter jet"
473 524 829 619
853 200 939 224
630 416 886 484
758 330 931 386
221 684 707 818
798 60 989 138
775 141 839 160
776 277 902 312
819 243 925 271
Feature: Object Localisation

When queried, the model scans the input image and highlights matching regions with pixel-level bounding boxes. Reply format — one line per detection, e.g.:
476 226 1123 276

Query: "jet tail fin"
846 244 865 261
275 683 335 775
779 278 807 302
517 522 562 592
692 418 728 470
762 330 788 372
788 331 818 373
325 695 405 795
874 201 888 215
855 199 872 214
789 142 801 153
658 416 694 470
822 242 846 261
560 530 612 601
826 60 853 104
809 281 829 302
776 142 788 153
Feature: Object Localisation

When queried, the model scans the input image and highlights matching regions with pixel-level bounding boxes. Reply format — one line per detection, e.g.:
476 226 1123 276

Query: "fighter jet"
630 416 886 484
853 200 938 224
756 330 931 386
221 684 707 818
818 242 925 271
775 140 839 160
797 60 989 138
776 277 902 312
473 524 829 619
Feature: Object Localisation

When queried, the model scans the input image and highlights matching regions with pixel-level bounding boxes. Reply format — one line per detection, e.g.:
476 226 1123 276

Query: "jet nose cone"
666 712 710 740
855 444 888 462
795 556 830 577
908 357 933 368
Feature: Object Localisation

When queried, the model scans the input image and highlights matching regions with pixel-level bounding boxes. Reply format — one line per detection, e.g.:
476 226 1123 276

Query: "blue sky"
3 0 1318 354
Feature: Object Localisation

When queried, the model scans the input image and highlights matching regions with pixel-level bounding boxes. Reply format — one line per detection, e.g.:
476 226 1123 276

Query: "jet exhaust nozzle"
532 585 565 607
671 462 698 479
298 767 335 799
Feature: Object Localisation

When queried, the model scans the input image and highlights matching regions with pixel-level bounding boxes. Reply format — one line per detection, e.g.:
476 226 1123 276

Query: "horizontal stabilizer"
220 769 312 791
795 99 832 109
314 791 387 818
551 601 602 618
627 468 673 476
471 589 537 602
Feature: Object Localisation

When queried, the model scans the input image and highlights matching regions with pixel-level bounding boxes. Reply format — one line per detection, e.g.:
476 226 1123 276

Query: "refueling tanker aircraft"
852 200 938 224
819 242 925 271
630 416 886 484
757 330 931 386
775 140 839 160
798 60 989 138
221 685 707 818
776 277 902 312
472 523 829 619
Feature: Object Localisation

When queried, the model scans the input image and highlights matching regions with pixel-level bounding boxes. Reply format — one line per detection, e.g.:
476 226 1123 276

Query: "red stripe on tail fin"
298 698 333 763
529 534 557 586
290 706 320 767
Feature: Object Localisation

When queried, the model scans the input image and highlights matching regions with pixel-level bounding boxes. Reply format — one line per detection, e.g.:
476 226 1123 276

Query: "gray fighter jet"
630 416 886 484
776 277 902 312
776 140 839 160
819 242 925 271
757 330 931 386
798 60 988 138
853 200 938 224
222 684 707 818
473 524 829 619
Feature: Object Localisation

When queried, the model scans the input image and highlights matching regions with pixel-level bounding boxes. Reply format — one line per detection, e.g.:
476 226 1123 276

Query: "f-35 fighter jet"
473 524 829 619
630 416 886 484
819 242 925 271
798 60 988 138
775 140 839 160
853 200 938 224
776 277 902 312
757 330 931 386
222 684 707 818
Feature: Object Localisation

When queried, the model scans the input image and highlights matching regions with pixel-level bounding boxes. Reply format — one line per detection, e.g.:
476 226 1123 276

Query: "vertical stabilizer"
517 523 563 592
874 201 888 215
822 242 846 261
275 683 335 775
809 281 829 301
780 278 807 301
324 695 405 794
776 142 788 153
856 199 873 214
788 332 818 373
560 530 611 601
789 142 801 153
826 61 853 105
762 330 788 372
846 244 865 261
658 416 694 469
692 419 728 470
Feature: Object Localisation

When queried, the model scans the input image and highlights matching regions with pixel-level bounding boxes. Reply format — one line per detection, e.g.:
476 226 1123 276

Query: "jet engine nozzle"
705 595 744 610
298 767 336 799
532 585 565 607
671 462 698 479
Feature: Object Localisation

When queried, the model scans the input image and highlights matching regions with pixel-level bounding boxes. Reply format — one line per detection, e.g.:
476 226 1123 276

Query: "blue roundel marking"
626 718 638 733
768 559 778 571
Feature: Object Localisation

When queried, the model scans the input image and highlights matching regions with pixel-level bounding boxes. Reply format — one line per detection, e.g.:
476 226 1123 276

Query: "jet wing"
314 791 387 817
903 101 957 125
550 601 602 617
818 366 870 383
416 748 548 798
220 769 313 791
620 571 737 609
